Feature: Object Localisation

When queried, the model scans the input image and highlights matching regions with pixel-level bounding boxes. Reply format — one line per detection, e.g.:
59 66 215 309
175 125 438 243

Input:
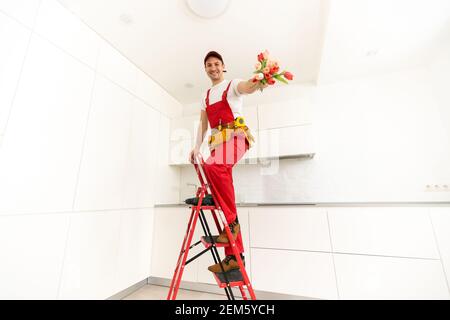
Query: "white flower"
256 73 264 80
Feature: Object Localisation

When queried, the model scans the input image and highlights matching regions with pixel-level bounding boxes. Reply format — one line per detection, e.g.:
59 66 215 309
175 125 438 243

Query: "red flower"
270 66 280 74
258 53 265 62
284 71 294 81
267 77 276 85
264 73 271 80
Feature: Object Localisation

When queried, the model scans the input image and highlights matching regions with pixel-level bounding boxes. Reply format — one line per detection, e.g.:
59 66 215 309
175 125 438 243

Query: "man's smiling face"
205 57 225 82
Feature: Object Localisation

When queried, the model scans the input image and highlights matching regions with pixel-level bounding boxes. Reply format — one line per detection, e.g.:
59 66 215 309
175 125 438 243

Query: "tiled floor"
122 284 237 300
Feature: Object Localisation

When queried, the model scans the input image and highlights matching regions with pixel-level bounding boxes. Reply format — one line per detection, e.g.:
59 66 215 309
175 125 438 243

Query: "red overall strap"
222 81 232 101
204 81 235 128
205 81 232 108
205 88 211 107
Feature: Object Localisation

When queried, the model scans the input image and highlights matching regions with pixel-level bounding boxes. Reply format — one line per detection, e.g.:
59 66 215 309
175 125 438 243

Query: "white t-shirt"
200 79 246 119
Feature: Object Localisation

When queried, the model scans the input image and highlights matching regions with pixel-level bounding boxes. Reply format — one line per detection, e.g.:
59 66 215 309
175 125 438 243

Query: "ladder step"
184 194 215 206
213 269 245 288
187 205 218 210
200 235 230 248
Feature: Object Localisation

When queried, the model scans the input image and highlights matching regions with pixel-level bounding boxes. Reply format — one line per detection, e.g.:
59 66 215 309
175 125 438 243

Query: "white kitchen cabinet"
169 104 258 166
0 13 31 136
169 138 193 165
243 104 258 130
334 253 449 300
123 98 160 208
239 130 259 164
0 34 95 214
170 114 198 141
73 75 133 211
258 124 315 159
328 207 440 259
0 213 69 299
151 207 198 282
116 209 154 293
151 205 450 299
249 206 331 252
168 138 211 166
238 104 259 163
429 207 450 290
155 114 181 203
257 92 315 159
258 95 314 130
168 124 316 165
97 39 138 95
170 105 257 142
168 97 317 165
251 248 338 299
59 211 122 300
169 114 211 166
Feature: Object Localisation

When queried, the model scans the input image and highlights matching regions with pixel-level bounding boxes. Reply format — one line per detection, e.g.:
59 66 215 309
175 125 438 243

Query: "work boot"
216 218 240 243
208 254 245 273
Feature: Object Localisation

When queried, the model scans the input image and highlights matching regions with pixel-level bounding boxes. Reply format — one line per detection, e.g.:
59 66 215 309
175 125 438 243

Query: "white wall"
0 0 181 299
181 57 450 203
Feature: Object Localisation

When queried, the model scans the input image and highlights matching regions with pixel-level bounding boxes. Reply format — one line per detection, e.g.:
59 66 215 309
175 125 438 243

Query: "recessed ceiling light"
186 0 231 19
119 13 133 25
365 49 379 57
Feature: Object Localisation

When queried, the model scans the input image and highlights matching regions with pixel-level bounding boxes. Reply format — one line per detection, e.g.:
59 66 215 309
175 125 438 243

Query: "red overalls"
204 81 249 256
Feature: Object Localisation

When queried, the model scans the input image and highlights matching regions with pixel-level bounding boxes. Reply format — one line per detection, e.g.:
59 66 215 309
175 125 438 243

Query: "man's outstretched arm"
237 79 268 95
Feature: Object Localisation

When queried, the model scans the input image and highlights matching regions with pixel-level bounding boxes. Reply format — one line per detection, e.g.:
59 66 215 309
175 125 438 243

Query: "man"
189 51 267 273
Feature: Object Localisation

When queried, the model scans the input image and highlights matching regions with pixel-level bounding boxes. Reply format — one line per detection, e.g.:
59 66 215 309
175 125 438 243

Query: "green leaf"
262 60 267 69
274 74 289 84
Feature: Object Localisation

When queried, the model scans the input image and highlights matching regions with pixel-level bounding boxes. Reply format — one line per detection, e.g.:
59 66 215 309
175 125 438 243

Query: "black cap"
204 51 227 72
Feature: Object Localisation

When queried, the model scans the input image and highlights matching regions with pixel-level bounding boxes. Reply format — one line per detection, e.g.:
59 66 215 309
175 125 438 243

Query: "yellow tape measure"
234 117 246 128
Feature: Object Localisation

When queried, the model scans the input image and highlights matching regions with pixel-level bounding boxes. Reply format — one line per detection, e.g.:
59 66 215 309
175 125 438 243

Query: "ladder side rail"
167 205 197 299
170 192 205 300
239 286 248 300
194 157 224 232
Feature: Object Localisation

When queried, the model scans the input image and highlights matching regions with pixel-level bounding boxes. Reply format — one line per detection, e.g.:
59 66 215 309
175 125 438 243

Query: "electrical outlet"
425 184 450 192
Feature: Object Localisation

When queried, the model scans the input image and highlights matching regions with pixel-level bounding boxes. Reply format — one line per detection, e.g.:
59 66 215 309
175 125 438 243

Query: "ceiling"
59 0 450 105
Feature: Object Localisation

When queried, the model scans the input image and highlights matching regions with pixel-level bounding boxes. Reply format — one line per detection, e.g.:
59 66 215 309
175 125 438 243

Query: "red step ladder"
167 154 256 300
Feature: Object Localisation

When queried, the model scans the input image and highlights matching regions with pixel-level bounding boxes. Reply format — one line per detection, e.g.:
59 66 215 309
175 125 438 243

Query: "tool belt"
208 117 255 151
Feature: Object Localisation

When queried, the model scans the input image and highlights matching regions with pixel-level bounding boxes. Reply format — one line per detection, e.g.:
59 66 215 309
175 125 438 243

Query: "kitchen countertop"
154 201 450 208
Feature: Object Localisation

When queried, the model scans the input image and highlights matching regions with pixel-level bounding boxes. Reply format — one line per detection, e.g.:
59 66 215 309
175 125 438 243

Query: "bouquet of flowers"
252 50 294 91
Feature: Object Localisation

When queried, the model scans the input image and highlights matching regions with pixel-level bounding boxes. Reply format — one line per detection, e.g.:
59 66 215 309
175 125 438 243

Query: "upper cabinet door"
258 124 315 159
170 114 198 141
258 87 315 130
